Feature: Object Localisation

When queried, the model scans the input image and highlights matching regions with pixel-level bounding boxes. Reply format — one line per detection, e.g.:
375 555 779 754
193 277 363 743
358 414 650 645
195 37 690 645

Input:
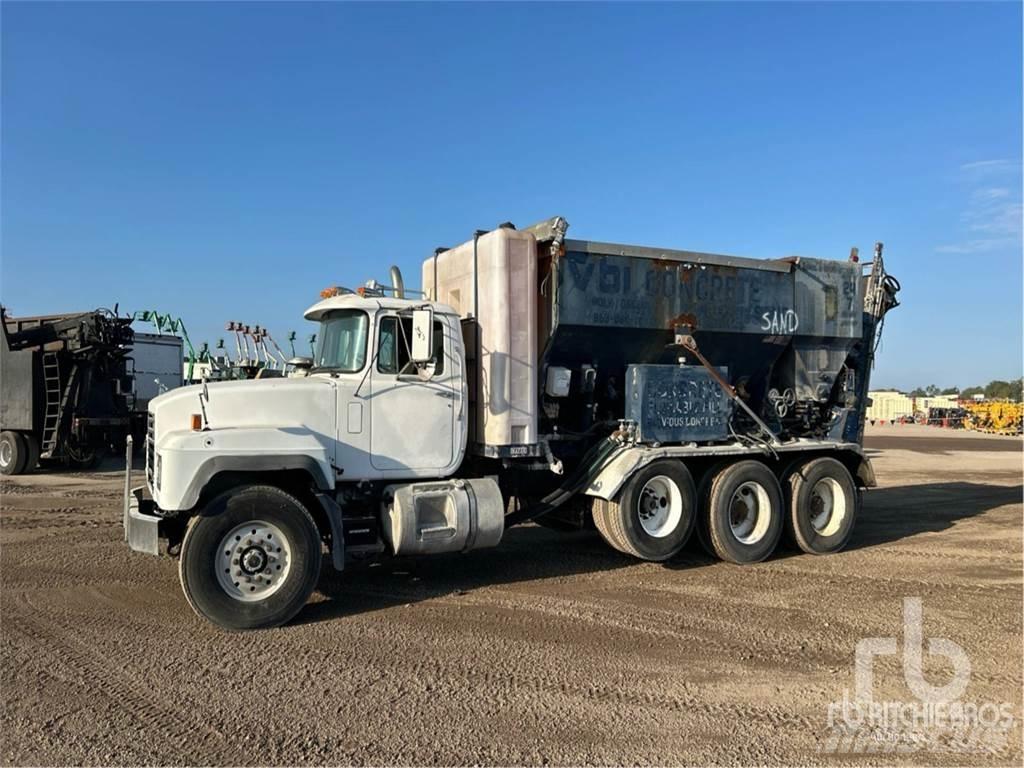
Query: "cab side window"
430 320 445 374
377 317 401 374
377 316 445 375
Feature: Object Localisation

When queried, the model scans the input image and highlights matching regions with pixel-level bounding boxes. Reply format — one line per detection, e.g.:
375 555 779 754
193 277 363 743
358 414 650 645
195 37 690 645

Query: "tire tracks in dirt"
4 593 242 765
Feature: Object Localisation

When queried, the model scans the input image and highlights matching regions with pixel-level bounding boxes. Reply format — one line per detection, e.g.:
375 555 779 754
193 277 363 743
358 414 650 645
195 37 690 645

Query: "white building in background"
865 391 961 422
917 394 961 411
866 390 913 421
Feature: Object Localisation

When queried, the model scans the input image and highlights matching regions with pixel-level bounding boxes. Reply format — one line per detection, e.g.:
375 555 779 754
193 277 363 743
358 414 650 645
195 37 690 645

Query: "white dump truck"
124 217 900 630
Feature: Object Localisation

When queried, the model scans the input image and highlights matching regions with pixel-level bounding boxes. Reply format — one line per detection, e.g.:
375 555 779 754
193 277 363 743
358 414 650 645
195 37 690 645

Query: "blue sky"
2 1 1021 390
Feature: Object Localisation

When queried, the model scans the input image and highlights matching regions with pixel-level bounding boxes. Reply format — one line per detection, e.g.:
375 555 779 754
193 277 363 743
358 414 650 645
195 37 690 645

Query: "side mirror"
410 309 434 363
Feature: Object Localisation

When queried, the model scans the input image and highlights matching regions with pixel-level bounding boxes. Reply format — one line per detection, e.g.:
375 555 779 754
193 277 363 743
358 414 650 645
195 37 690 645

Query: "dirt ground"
1 424 1021 766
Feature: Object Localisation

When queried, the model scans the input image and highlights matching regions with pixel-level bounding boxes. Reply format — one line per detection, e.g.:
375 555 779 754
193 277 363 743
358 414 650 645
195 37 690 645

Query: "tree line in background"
905 379 1024 401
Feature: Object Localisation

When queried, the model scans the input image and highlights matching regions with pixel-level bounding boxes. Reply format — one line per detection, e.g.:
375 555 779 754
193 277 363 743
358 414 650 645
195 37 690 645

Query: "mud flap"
855 456 878 488
314 492 345 571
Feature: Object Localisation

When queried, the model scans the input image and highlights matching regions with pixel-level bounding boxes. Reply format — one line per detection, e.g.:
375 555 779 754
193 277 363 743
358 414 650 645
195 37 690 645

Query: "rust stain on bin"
670 312 699 330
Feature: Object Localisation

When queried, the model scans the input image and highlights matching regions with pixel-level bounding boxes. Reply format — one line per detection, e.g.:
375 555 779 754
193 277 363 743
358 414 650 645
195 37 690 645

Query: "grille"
146 412 155 490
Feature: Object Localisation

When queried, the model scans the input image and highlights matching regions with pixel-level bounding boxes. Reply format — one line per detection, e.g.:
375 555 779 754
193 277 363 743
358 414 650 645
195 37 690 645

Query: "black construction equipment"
1 307 136 474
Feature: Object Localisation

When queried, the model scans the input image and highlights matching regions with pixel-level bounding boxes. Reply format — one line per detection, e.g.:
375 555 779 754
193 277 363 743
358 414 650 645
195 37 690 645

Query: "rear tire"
0 431 27 476
693 466 724 558
783 457 858 554
22 433 40 473
591 497 628 554
179 484 322 631
593 459 696 561
704 460 783 564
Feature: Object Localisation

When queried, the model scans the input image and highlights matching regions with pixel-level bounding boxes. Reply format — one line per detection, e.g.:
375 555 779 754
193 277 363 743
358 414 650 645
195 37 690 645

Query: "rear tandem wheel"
701 460 784 564
0 431 27 476
592 459 697 561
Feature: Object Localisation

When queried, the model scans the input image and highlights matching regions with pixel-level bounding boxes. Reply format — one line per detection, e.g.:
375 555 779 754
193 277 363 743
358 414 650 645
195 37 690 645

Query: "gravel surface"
2 425 1021 766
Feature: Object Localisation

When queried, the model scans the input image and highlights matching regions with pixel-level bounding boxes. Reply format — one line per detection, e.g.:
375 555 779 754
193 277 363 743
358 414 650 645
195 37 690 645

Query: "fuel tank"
381 478 504 556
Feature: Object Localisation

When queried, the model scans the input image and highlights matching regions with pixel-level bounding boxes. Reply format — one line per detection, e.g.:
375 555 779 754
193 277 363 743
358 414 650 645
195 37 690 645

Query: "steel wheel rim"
809 477 846 536
216 520 292 602
637 475 683 538
0 440 11 467
729 481 771 545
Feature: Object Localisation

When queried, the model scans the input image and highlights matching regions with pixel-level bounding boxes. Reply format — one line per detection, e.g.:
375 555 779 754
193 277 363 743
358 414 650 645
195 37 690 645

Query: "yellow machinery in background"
963 401 1024 435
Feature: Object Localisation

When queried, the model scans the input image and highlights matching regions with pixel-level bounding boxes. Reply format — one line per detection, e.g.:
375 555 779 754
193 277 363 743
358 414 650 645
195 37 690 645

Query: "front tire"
593 459 696 561
65 435 98 469
179 485 322 631
783 457 858 554
704 460 783 564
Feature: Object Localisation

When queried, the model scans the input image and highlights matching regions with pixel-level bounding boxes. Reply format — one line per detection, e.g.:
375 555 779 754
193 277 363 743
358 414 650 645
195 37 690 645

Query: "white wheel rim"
216 520 292 602
729 481 771 545
809 477 847 536
637 475 683 538
0 440 11 467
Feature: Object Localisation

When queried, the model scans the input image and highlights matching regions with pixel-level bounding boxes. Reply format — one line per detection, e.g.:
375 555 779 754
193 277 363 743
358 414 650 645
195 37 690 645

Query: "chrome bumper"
123 434 161 556
124 486 161 555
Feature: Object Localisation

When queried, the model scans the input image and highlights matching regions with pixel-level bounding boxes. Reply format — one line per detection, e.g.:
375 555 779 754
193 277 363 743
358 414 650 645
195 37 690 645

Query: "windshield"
313 310 368 372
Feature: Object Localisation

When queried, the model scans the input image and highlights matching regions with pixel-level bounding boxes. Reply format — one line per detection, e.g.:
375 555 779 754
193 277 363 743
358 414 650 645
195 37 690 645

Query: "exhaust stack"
389 266 405 299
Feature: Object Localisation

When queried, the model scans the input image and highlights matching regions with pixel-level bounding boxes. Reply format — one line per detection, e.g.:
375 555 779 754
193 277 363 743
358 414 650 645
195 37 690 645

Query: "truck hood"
149 376 336 442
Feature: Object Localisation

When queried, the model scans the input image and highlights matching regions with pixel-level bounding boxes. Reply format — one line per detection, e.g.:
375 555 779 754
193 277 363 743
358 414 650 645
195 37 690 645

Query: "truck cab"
141 294 467 516
306 296 467 478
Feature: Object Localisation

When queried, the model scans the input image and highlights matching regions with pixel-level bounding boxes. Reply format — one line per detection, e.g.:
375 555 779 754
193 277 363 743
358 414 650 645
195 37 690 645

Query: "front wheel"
179 485 322 631
65 435 99 469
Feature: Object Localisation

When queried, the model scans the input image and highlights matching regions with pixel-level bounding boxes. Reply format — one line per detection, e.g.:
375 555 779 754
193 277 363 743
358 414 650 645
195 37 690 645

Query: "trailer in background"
1 308 136 474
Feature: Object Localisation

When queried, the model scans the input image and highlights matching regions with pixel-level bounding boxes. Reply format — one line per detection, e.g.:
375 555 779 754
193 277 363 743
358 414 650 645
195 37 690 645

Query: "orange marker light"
190 413 202 431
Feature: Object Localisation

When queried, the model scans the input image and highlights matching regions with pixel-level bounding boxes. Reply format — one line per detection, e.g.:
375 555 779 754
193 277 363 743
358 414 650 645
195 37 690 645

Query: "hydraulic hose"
504 436 625 527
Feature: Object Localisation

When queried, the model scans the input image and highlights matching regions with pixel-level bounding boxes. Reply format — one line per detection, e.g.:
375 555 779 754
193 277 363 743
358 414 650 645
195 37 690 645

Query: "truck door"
369 313 455 472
